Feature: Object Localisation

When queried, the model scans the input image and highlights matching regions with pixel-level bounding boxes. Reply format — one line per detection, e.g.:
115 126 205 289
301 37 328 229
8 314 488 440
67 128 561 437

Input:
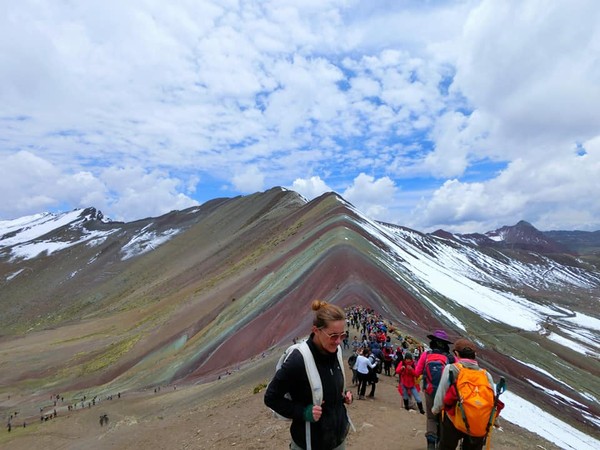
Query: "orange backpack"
448 363 497 437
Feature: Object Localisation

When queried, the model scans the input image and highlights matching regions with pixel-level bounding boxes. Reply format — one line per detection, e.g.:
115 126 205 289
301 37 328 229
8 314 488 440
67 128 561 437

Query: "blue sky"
1 0 599 232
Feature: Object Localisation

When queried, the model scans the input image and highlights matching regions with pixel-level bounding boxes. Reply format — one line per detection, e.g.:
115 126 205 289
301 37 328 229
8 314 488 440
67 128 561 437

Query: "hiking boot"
426 434 437 450
358 395 365 400
417 402 425 414
403 399 409 410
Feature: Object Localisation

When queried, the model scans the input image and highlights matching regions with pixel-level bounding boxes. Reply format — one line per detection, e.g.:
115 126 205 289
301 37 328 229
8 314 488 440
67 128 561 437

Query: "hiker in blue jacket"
265 300 352 450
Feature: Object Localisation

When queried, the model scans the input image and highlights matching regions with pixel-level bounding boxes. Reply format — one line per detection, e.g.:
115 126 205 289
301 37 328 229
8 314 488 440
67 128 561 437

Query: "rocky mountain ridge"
0 187 598 447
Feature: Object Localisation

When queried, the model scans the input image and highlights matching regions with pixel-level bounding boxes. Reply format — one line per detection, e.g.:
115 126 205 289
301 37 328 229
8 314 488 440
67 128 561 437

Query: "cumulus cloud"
0 1 598 233
231 165 265 194
0 151 62 216
291 176 332 200
410 0 600 231
291 173 400 222
452 0 600 151
0 151 197 221
342 173 398 220
100 167 198 220
419 144 600 232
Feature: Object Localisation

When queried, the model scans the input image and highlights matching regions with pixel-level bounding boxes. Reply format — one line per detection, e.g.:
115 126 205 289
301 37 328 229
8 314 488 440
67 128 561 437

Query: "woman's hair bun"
311 299 327 311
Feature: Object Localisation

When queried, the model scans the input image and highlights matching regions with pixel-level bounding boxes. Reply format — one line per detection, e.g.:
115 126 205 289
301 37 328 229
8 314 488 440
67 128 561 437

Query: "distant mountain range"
1 187 599 444
430 219 600 257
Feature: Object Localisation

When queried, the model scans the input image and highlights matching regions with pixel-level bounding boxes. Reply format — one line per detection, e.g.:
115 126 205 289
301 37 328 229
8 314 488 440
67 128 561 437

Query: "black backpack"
369 355 382 374
348 354 357 368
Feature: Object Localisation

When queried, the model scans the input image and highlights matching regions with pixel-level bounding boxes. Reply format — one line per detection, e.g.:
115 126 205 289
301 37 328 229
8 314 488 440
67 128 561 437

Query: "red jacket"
382 346 393 361
396 360 417 388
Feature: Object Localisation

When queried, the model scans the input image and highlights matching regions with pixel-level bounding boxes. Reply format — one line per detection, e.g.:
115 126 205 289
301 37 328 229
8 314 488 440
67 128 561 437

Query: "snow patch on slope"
547 332 598 357
526 379 586 407
501 391 600 450
121 228 180 260
0 210 83 248
361 215 554 331
5 269 25 281
0 209 120 261
8 229 117 261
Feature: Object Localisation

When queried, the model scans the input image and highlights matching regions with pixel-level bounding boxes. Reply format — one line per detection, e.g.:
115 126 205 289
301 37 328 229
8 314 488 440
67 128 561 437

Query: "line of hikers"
265 302 505 450
346 307 426 411
4 391 123 435
345 306 505 450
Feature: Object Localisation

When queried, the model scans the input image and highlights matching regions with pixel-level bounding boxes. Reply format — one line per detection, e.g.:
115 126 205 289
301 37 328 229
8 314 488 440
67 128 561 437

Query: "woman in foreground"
264 300 353 450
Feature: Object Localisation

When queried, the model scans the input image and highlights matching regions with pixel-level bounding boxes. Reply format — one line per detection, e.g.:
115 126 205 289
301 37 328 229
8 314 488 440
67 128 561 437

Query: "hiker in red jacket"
395 352 425 414
382 345 394 376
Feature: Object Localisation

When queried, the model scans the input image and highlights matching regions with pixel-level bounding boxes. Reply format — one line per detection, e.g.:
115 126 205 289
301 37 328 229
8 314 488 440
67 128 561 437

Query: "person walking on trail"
366 351 380 398
264 300 353 450
382 344 393 376
415 329 455 450
342 333 350 350
432 338 502 450
351 336 361 352
355 347 376 400
396 352 425 414
348 350 359 386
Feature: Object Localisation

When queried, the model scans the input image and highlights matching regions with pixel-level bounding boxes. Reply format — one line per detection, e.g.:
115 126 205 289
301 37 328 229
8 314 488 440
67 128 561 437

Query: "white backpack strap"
297 341 322 404
297 341 321 450
276 343 301 371
336 345 355 432
336 345 346 391
295 343 356 447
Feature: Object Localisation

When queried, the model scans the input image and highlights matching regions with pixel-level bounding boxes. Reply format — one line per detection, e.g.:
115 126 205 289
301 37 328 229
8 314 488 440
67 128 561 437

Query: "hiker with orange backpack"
415 329 455 450
432 338 505 450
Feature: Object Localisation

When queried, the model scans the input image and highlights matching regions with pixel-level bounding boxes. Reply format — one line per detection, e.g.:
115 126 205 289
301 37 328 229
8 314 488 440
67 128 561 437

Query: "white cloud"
0 151 197 221
453 0 600 151
231 165 265 194
264 55 347 136
419 143 600 232
100 167 198 221
0 1 599 234
291 176 332 200
0 151 61 216
343 173 398 220
407 0 600 232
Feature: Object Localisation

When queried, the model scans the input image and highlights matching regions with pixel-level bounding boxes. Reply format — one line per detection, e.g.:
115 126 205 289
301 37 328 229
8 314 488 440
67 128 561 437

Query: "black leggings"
439 414 486 450
357 372 370 397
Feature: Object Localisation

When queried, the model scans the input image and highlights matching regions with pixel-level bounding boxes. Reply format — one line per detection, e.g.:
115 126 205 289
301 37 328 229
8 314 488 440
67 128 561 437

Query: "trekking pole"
485 377 506 450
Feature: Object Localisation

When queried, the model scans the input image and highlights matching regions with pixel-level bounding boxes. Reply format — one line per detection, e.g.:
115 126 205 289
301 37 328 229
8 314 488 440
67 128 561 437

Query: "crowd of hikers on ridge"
266 302 505 450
